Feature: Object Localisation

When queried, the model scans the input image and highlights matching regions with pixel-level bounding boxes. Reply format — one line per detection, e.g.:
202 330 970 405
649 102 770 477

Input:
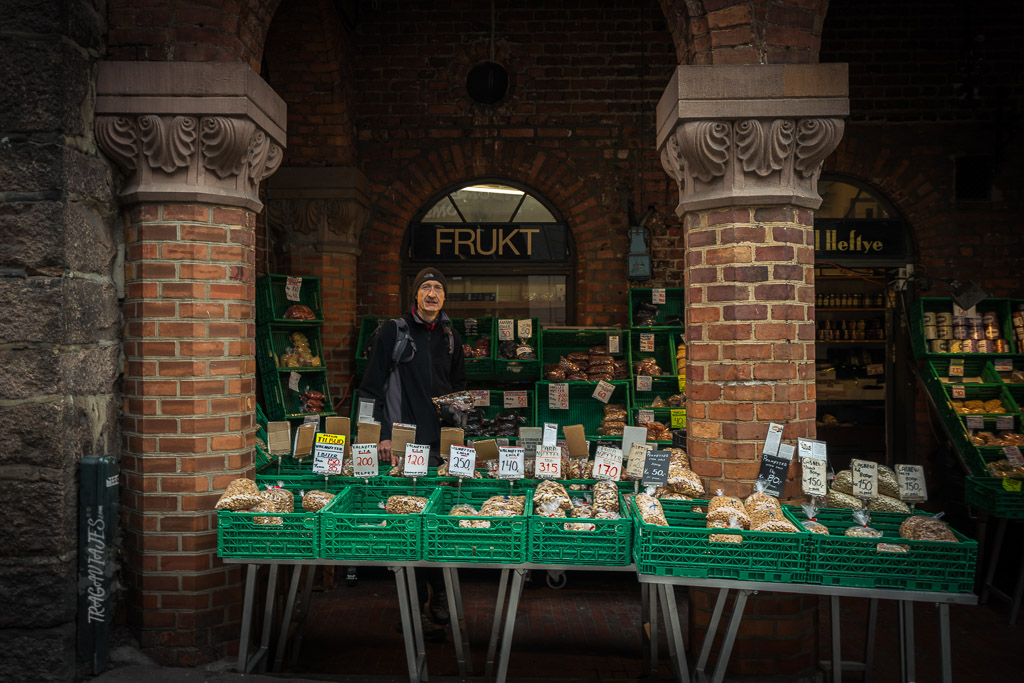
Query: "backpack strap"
391 318 415 366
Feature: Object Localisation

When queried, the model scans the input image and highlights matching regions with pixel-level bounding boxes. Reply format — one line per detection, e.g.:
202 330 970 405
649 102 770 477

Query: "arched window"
404 181 574 324
814 175 911 266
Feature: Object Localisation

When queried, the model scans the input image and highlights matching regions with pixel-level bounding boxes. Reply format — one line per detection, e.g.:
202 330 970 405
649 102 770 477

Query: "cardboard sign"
621 425 649 461
625 442 652 480
896 464 927 502
642 450 670 487
851 459 879 499
390 424 417 457
440 427 464 459
498 446 525 480
293 423 317 458
324 416 350 458
267 421 291 456
563 424 588 458
474 439 500 462
357 420 381 446
519 426 542 459
535 445 562 479
351 443 378 478
448 445 477 478
403 444 430 477
593 446 623 481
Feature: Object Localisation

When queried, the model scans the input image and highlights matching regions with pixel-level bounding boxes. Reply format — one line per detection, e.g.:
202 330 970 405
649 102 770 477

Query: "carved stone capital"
95 62 287 212
265 167 371 256
657 64 849 213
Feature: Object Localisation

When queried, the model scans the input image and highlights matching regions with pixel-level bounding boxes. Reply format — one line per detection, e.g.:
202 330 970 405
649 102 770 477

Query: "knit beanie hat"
411 267 447 299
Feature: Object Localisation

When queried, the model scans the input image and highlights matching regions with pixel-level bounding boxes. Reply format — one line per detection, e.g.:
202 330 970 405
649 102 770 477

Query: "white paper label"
896 464 927 502
498 319 515 341
448 445 477 478
762 422 784 456
504 391 529 409
800 456 827 497
1004 446 1024 467
851 458 878 499
470 390 490 407
352 443 379 478
285 276 302 302
607 333 621 355
626 442 652 479
636 375 652 392
548 383 569 410
535 445 562 479
777 444 795 461
965 415 984 430
517 319 533 339
403 443 430 477
593 446 623 481
312 453 343 476
498 446 525 480
288 371 301 392
951 385 966 399
543 422 559 447
519 427 542 459
358 398 376 422
592 380 615 404
994 358 1013 372
637 409 655 425
996 416 1014 431
948 359 964 377
640 333 655 353
312 433 346 475
652 288 666 304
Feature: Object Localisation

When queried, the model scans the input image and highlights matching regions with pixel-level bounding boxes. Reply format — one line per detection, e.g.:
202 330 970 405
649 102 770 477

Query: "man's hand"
378 439 395 466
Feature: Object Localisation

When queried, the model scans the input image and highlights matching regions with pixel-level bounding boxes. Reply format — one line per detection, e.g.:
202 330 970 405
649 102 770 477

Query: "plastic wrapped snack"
876 543 910 553
216 478 263 511
800 503 830 535
566 458 588 480
480 495 526 517
251 499 284 526
569 499 594 519
899 515 959 543
603 404 628 422
831 470 854 495
706 491 750 528
877 465 900 498
708 517 743 543
750 506 798 533
845 509 881 538
635 493 668 526
867 494 911 514
563 520 597 531
988 459 1024 479
301 490 334 512
825 488 863 510
253 486 294 526
283 304 317 320
385 495 428 515
449 504 478 516
533 480 572 512
664 459 705 498
744 481 780 515
535 499 567 518
668 447 690 469
592 480 619 513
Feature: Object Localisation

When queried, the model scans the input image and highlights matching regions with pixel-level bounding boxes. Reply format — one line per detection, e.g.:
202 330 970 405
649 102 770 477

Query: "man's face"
415 279 445 317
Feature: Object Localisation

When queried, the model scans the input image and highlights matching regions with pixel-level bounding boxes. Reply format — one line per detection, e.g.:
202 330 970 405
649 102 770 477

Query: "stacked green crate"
630 375 687 442
628 329 679 377
353 317 388 377
628 288 685 443
534 380 630 441
628 287 685 330
910 297 1014 359
452 316 496 378
256 275 336 421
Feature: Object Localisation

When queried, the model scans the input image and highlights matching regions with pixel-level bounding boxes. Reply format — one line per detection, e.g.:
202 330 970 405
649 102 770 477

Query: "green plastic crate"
942 382 1019 415
217 490 327 559
452 317 495 377
353 317 388 376
256 325 326 380
424 486 532 563
793 507 976 592
260 368 336 421
911 297 1012 359
631 376 687 408
528 490 632 565
493 317 542 380
1005 383 1024 412
991 358 1024 383
632 498 809 583
629 329 681 377
927 358 1002 385
256 274 324 325
540 328 630 367
628 287 685 329
319 484 437 561
965 476 1024 519
534 380 631 440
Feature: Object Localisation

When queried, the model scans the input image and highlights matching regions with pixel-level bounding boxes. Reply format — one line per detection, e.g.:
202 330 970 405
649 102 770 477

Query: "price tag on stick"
312 453 343 476
593 446 623 481
403 444 430 478
801 457 827 498
351 443 379 478
642 450 670 487
896 464 927 502
757 450 792 497
851 458 879 499
498 447 525 480
448 445 477 478
498 319 514 341
535 445 562 479
626 442 652 480
517 319 533 339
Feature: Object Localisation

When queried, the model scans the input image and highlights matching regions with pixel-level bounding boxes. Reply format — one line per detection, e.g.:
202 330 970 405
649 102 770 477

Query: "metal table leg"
1010 540 1024 625
236 564 257 673
494 567 526 683
899 601 915 683
485 568 510 678
250 564 279 674
444 566 470 679
287 562 318 670
831 595 842 683
695 588 729 683
273 564 305 672
863 598 878 683
640 584 654 678
393 566 427 683
938 602 951 683
649 580 659 676
710 588 750 683
656 583 689 683
980 517 1006 604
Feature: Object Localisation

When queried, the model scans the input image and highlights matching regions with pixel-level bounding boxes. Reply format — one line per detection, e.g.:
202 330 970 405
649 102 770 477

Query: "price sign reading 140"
535 445 562 479
593 446 623 481
351 443 378 478
498 447 524 480
448 445 477 478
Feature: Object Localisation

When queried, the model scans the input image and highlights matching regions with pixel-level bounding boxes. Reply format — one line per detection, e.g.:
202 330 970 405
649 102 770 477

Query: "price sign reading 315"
535 445 562 479
448 445 477 478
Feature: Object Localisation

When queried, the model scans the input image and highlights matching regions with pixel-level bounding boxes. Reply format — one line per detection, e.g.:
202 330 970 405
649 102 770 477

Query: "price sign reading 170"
593 446 623 481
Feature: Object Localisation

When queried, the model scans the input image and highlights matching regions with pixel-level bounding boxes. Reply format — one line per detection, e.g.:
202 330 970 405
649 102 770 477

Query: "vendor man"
360 266 467 466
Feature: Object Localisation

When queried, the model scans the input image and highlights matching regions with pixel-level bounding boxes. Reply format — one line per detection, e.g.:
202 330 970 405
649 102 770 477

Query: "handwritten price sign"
535 445 562 479
896 464 927 502
403 444 430 477
448 445 477 478
517 319 533 339
312 453 343 476
351 443 378 478
593 446 623 481
498 319 515 341
801 457 827 497
592 380 615 404
498 447 525 480
504 391 529 409
549 383 569 410
851 459 878 499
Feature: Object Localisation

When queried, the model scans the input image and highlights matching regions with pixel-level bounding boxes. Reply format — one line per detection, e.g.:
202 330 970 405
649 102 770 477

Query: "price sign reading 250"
448 445 477 479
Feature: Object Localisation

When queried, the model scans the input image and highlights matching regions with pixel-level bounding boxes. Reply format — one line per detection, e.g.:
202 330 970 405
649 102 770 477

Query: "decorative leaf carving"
795 118 844 178
139 115 197 173
678 121 730 182
95 117 138 172
200 117 256 179
735 119 794 176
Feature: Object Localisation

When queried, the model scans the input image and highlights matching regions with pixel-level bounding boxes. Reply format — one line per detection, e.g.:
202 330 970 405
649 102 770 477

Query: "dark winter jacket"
358 308 466 445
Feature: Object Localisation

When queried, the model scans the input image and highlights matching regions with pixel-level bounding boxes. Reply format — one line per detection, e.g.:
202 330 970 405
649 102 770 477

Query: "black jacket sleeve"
358 320 398 441
448 328 467 392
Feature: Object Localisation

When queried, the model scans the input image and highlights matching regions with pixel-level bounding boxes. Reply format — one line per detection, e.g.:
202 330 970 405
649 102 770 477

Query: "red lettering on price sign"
404 444 429 477
592 380 615 404
593 446 623 481
535 445 562 479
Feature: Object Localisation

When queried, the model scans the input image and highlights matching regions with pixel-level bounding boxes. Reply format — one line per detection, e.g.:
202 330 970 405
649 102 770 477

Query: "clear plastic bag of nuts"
385 495 429 515
215 478 263 511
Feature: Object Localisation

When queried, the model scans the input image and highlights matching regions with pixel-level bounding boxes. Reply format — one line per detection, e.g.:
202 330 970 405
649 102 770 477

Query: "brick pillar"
658 64 848 677
266 168 371 405
96 62 286 665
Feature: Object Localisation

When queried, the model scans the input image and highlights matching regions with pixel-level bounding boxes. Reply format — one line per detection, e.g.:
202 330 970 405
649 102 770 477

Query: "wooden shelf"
817 307 886 312
816 340 887 344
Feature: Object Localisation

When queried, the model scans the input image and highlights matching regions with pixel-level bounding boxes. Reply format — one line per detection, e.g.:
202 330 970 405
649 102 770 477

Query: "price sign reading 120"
403 444 430 477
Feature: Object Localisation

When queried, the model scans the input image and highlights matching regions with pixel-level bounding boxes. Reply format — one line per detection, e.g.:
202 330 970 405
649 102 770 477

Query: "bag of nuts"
706 491 750 528
592 480 619 514
301 489 335 512
533 479 572 512
635 493 668 526
385 495 429 515
252 485 294 526
845 509 882 538
215 478 263 511
867 494 911 515
899 514 959 543
800 503 830 535
708 516 743 543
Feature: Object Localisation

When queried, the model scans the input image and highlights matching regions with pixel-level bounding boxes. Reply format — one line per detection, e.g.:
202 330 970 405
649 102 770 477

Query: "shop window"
406 182 573 324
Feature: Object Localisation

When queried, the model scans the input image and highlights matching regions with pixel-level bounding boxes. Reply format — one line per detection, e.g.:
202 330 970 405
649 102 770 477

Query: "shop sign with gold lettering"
813 220 908 262
412 223 568 262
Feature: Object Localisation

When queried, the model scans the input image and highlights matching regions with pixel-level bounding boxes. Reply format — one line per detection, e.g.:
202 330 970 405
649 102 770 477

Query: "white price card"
403 443 430 477
636 375 653 392
548 383 569 410
448 445 477 478
535 445 562 479
800 456 827 497
358 398 376 423
592 380 615 404
851 458 878 499
593 446 623 481
351 443 379 478
312 452 344 476
607 333 621 356
542 422 559 447
625 442 652 479
640 333 655 353
994 358 1013 372
504 391 529 409
498 446 525 480
896 464 927 502
1004 446 1024 467
498 319 515 341
948 358 964 377
313 432 345 458
517 319 533 339
965 416 984 430
762 422 784 456
464 318 478 335
951 385 966 399
470 390 490 407
288 371 301 392
285 276 302 302
652 288 666 304
637 409 655 425
996 416 1014 431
